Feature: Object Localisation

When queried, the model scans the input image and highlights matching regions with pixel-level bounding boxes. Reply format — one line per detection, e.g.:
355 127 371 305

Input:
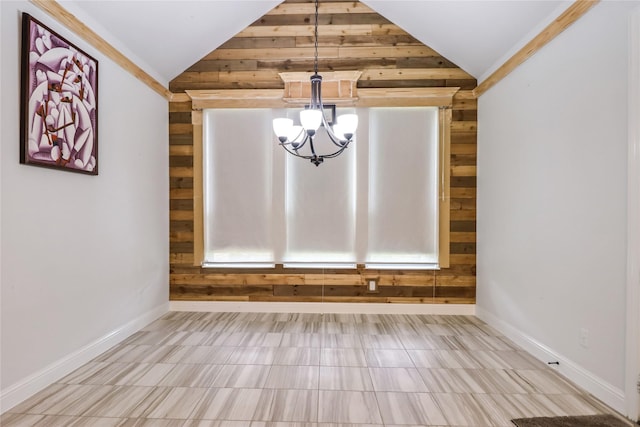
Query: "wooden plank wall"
169 0 477 304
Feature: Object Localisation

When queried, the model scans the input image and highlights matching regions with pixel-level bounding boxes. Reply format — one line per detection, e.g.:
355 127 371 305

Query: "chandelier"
272 0 358 166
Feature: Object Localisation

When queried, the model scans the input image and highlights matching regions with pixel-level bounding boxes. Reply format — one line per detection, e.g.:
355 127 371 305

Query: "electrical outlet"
579 328 589 349
368 280 377 292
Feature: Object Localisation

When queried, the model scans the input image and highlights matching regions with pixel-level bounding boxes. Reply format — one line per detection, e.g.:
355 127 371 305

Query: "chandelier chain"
314 0 319 75
272 0 358 166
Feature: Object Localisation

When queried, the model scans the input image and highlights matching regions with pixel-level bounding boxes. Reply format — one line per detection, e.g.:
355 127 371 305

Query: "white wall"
0 1 169 411
477 1 636 414
626 7 640 421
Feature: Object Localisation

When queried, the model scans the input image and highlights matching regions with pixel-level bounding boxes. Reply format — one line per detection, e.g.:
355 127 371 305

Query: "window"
202 107 441 269
202 109 274 267
366 108 440 269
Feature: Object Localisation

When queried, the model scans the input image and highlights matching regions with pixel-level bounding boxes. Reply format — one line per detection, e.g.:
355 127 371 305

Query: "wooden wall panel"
169 0 477 305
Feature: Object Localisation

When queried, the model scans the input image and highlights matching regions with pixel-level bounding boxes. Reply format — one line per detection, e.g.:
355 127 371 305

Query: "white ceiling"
361 0 571 81
60 0 574 86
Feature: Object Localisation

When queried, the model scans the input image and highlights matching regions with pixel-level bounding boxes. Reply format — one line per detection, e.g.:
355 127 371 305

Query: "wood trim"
280 71 362 105
186 89 288 109
358 87 460 107
29 0 171 100
170 301 476 315
473 0 600 97
453 90 478 109
170 93 192 103
192 111 204 267
186 87 460 109
439 107 452 269
279 71 363 82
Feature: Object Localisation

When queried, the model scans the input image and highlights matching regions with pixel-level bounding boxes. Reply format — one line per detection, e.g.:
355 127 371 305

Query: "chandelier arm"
279 144 347 163
292 126 307 143
278 132 310 150
308 135 319 158
314 84 351 149
322 145 349 159
280 140 309 151
322 118 352 148
327 132 350 148
280 141 315 160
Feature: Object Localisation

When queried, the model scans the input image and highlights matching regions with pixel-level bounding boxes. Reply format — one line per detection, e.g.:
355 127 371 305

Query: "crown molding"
29 0 172 100
474 0 600 98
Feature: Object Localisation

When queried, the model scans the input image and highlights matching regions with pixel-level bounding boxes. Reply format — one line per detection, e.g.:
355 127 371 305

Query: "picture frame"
20 13 98 175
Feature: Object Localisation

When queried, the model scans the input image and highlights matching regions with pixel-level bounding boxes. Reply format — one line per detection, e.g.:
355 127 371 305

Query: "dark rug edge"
511 414 634 427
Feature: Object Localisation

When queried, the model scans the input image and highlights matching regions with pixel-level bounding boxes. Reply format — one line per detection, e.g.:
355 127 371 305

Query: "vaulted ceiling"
60 0 571 86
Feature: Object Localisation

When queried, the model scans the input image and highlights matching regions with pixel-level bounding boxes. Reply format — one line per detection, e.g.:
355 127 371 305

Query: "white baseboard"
170 301 476 315
476 307 626 415
0 302 169 414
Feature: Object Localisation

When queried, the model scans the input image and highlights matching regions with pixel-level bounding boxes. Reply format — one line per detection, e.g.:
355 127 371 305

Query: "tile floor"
1 312 633 426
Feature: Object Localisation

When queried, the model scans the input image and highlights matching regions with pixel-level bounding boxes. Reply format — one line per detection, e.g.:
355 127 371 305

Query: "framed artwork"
20 13 98 175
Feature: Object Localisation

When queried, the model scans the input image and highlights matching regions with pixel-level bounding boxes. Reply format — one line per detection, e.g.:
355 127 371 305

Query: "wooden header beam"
279 71 362 106
358 87 459 107
185 87 460 109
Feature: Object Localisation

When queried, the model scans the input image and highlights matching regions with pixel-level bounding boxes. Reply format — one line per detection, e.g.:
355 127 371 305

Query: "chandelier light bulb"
273 118 293 142
300 109 323 136
332 123 347 142
337 114 358 139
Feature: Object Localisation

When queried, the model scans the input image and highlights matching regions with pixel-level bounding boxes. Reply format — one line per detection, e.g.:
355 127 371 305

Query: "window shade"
202 107 439 269
202 109 275 267
366 107 439 267
283 113 358 267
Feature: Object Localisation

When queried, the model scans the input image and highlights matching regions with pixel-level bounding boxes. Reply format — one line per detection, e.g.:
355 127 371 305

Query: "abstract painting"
20 13 98 175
